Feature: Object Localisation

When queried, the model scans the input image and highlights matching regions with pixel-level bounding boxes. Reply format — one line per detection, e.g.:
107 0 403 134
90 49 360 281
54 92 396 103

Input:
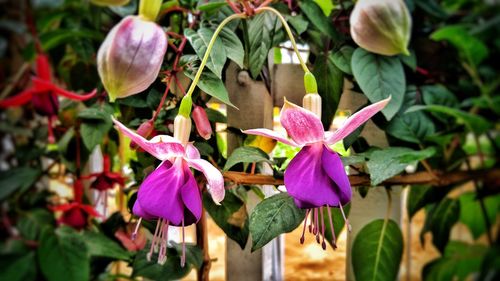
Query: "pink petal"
112 117 184 160
242 128 298 147
325 97 391 144
186 158 225 204
186 143 201 159
280 99 324 146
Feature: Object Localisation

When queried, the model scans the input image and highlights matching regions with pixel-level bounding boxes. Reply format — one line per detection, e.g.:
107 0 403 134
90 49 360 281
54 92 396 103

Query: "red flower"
0 54 97 142
51 202 100 230
84 155 126 191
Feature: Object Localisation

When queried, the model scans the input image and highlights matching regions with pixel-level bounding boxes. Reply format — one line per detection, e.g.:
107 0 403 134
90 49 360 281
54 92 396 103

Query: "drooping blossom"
51 202 100 230
244 95 390 248
0 54 96 142
50 179 101 230
112 113 224 265
82 154 126 214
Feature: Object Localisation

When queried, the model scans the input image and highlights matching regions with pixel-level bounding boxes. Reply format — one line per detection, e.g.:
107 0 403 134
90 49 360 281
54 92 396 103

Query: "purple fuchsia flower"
112 113 224 265
244 94 390 249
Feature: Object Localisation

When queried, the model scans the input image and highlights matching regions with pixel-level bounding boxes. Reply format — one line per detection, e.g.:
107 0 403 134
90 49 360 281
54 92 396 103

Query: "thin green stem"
185 13 247 97
255 6 310 73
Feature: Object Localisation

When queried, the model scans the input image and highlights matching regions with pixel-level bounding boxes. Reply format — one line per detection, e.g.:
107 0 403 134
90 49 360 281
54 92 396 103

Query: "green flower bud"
350 0 411 56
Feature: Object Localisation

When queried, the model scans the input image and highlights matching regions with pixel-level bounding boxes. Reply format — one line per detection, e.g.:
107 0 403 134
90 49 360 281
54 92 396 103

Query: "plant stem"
185 13 247 97
255 6 310 73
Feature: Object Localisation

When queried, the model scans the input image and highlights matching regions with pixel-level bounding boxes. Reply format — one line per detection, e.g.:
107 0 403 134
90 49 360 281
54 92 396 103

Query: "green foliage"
203 191 249 249
421 198 460 252
0 167 41 201
249 193 306 252
352 219 403 281
423 241 487 281
351 48 406 120
185 28 226 78
223 146 272 171
247 12 281 78
313 52 344 129
386 86 436 144
366 147 436 186
38 227 90 281
132 243 202 280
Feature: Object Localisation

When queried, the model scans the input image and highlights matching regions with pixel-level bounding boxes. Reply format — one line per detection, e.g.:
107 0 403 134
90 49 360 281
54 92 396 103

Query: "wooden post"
225 63 273 281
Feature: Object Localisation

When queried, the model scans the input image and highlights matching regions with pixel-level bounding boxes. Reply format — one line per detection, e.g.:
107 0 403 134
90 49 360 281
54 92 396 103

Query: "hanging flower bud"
350 0 411 56
90 0 130 6
97 15 167 102
192 105 212 140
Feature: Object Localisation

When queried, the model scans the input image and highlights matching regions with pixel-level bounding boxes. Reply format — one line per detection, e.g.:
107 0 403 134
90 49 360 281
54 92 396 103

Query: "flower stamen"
147 219 161 261
300 209 310 244
339 204 352 232
326 205 337 249
132 217 142 240
320 207 326 250
181 219 186 267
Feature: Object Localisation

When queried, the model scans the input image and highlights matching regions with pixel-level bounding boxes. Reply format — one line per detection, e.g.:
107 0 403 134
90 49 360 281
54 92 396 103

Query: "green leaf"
386 86 436 144
406 105 491 134
184 66 235 108
322 204 350 249
82 231 131 260
218 26 244 68
78 107 112 150
478 245 500 281
197 1 227 12
250 193 306 251
313 52 343 129
406 185 452 220
458 192 499 240
332 46 354 75
0 251 36 281
285 14 309 35
367 147 436 186
203 191 249 249
170 242 203 270
223 146 272 171
0 167 41 201
415 0 448 19
421 84 459 108
299 1 341 40
351 48 406 120
423 198 460 252
247 13 280 78
352 219 403 281
184 28 226 78
38 227 90 281
40 28 103 51
17 209 54 241
399 49 417 71
132 245 193 280
205 107 227 123
431 25 489 66
423 241 487 281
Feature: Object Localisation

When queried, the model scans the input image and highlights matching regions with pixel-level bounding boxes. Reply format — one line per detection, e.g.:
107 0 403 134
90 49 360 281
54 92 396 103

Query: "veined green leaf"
352 219 403 281
351 48 406 120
